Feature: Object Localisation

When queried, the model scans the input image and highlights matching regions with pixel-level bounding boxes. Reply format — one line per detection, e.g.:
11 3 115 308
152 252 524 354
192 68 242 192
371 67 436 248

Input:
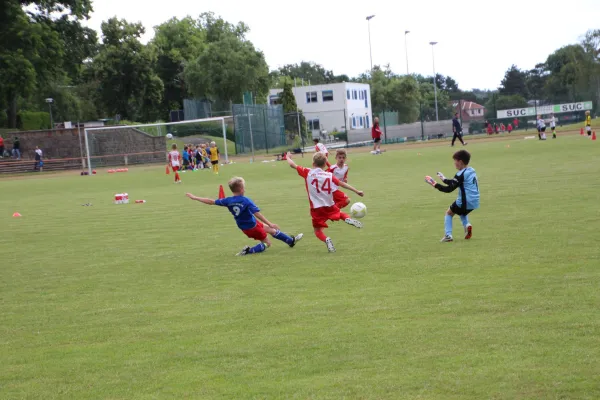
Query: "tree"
280 81 298 113
278 62 335 85
499 65 530 98
184 14 268 104
52 15 98 83
484 94 527 119
91 18 164 121
152 17 205 116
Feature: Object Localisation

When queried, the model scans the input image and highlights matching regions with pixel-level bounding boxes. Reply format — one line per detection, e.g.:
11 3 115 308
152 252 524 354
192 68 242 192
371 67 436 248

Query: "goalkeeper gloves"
425 176 437 187
436 172 446 181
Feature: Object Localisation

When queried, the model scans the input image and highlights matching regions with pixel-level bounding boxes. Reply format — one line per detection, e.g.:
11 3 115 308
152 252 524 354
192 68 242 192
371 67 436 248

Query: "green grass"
2 135 600 399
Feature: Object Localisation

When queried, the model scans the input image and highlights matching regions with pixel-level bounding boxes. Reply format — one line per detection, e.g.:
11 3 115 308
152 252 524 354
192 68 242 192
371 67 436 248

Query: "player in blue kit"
186 177 303 256
425 150 480 242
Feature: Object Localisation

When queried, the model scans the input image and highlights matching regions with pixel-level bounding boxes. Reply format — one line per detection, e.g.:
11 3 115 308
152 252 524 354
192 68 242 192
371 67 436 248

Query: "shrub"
17 111 51 130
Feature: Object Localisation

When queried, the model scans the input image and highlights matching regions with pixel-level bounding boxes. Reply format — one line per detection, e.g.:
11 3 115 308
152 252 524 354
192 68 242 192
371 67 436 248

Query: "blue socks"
459 214 469 228
248 243 266 254
444 214 453 237
273 230 294 245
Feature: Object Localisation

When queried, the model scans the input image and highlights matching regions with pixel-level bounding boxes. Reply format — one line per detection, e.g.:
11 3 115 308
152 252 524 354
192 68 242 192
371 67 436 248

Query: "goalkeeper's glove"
436 172 446 181
425 176 437 187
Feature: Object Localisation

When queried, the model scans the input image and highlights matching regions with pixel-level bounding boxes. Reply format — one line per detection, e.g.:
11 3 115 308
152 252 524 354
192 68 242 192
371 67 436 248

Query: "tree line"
1 0 598 129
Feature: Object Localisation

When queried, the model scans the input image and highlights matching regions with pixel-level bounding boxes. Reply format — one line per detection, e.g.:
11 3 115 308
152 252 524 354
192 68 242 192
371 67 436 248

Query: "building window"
269 94 280 105
306 92 317 103
359 116 363 127
346 90 350 100
308 119 320 130
364 90 368 108
352 117 356 128
353 90 357 100
366 115 370 128
322 90 334 102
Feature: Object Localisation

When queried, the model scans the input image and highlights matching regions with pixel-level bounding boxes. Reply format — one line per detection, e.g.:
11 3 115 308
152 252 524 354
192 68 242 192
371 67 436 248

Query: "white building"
269 82 373 138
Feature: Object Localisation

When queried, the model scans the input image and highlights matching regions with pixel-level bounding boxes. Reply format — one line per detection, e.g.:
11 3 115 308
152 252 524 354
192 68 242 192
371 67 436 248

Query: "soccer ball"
166 133 173 139
350 202 367 219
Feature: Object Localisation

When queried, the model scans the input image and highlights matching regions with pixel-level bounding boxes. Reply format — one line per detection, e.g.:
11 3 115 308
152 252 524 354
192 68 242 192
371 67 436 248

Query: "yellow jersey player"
208 141 219 174
585 111 592 137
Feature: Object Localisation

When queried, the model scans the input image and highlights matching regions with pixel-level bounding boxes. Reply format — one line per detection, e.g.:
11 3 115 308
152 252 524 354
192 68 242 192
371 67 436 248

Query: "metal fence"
232 104 286 155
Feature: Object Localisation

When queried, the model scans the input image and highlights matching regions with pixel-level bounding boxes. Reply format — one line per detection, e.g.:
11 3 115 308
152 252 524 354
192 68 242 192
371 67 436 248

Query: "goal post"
83 117 229 175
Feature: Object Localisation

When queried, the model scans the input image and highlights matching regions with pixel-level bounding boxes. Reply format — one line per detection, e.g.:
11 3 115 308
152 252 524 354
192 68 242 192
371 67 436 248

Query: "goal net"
83 117 229 174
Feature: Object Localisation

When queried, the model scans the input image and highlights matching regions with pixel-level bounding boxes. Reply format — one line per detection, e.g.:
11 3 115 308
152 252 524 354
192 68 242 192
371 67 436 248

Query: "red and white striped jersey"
168 150 181 167
328 164 349 183
315 143 328 157
297 166 341 209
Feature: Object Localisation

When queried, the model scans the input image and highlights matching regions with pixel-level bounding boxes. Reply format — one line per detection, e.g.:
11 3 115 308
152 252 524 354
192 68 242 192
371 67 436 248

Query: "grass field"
2 135 600 399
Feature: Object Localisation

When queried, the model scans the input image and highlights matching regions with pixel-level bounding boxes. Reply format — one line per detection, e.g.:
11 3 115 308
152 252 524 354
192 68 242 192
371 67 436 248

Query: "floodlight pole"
430 41 439 121
222 119 229 163
366 15 376 72
84 128 92 175
246 105 255 162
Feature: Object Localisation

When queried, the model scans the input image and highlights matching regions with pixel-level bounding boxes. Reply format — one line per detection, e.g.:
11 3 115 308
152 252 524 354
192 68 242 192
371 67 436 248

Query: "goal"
83 117 229 175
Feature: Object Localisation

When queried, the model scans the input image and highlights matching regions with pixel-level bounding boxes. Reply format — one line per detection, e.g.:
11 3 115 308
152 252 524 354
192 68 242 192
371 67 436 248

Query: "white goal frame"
83 117 229 175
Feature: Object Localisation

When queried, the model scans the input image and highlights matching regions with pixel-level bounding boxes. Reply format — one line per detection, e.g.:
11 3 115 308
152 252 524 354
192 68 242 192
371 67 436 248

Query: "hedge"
18 111 51 131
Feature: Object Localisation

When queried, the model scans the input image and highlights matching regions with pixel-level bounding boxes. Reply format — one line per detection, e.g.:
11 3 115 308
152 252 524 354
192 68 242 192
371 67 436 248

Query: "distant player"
536 115 547 140
34 146 43 172
425 150 480 243
585 110 592 137
507 123 513 134
372 117 383 154
313 138 331 167
328 149 350 209
286 152 364 253
182 146 191 172
549 113 557 139
167 143 181 183
185 177 303 256
208 141 219 174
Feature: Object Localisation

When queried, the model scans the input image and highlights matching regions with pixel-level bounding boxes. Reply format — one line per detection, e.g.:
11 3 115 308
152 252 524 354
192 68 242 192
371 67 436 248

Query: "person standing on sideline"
451 113 467 147
12 137 21 160
513 118 519 130
0 135 4 158
371 117 382 154
34 146 43 171
549 113 557 139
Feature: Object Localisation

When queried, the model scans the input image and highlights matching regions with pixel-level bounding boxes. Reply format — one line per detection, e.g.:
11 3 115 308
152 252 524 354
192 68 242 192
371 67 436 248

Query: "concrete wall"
348 119 470 143
1 127 166 165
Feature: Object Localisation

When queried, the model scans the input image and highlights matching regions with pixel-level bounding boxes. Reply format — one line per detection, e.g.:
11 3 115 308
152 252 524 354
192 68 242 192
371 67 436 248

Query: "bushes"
332 130 347 142
17 111 50 130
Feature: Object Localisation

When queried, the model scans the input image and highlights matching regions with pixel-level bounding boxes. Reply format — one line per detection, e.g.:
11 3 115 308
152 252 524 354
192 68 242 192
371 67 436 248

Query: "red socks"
314 229 327 242
175 172 180 182
340 212 350 220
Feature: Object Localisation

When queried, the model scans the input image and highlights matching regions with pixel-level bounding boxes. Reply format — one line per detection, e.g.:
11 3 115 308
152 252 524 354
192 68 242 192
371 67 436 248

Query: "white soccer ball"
166 133 173 139
350 202 367 219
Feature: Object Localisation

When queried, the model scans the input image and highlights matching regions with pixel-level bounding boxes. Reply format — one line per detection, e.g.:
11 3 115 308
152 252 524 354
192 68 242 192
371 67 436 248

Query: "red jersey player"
313 138 331 167
328 148 350 209
286 151 364 253
167 143 182 183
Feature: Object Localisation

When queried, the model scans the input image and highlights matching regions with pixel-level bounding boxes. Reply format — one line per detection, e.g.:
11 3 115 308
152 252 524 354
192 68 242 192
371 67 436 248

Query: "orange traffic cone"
593 131 597 141
12 212 21 218
165 165 170 175
580 127 584 135
218 185 226 199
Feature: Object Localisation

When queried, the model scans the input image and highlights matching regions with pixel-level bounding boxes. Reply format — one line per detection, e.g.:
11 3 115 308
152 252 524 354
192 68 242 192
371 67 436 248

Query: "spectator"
451 113 467 147
12 137 20 160
0 135 4 158
487 124 493 135
34 146 43 172
507 123 513 134
513 118 519 130
500 123 506 132
371 117 383 154
494 123 499 134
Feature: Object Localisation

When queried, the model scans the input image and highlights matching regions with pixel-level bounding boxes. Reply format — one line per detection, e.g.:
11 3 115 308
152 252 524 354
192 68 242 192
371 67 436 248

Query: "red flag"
218 185 226 199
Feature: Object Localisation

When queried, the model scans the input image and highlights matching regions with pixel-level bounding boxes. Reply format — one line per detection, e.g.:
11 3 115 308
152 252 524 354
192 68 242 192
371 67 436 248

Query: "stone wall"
0 127 166 166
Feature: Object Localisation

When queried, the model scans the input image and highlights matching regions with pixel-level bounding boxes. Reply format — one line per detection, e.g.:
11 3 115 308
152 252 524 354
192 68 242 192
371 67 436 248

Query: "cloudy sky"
83 0 600 90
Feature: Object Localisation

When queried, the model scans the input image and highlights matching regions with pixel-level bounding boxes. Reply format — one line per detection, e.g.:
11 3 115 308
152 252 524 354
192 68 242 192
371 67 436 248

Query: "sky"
83 0 600 91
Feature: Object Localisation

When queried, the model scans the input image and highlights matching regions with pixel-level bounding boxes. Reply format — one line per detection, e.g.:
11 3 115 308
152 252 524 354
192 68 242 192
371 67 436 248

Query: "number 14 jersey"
297 166 342 209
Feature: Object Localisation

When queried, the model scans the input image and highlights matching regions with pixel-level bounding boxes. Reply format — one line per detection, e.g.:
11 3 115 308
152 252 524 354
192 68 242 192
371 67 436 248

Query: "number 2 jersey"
297 166 342 209
435 167 480 210
214 196 260 230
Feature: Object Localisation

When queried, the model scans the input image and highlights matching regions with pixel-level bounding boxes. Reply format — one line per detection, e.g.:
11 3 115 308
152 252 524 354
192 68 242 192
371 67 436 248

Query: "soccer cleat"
289 233 304 248
440 235 454 243
464 224 473 240
425 176 437 187
325 237 336 253
236 246 251 256
344 218 363 229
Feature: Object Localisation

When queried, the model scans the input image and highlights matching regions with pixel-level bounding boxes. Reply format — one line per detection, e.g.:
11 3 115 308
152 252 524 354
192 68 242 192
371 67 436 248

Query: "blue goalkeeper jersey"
455 167 480 210
214 196 260 230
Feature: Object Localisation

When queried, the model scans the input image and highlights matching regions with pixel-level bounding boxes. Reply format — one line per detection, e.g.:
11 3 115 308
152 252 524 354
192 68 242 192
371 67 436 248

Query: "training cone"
218 185 226 200
580 127 584 136
593 131 597 141
13 212 21 218
166 165 170 175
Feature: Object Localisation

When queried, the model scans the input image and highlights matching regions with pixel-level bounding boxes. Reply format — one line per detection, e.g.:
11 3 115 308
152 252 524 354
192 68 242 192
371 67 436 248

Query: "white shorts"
586 126 592 132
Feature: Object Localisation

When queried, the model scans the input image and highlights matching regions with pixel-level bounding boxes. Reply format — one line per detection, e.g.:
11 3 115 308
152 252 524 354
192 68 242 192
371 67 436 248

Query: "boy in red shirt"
313 138 330 167
372 117 382 154
167 144 182 183
286 151 364 253
507 123 513 133
328 149 350 209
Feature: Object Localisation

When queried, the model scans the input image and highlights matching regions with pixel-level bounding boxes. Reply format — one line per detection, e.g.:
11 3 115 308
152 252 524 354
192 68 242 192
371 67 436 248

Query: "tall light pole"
429 41 439 121
404 31 410 75
45 98 54 129
366 15 375 72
